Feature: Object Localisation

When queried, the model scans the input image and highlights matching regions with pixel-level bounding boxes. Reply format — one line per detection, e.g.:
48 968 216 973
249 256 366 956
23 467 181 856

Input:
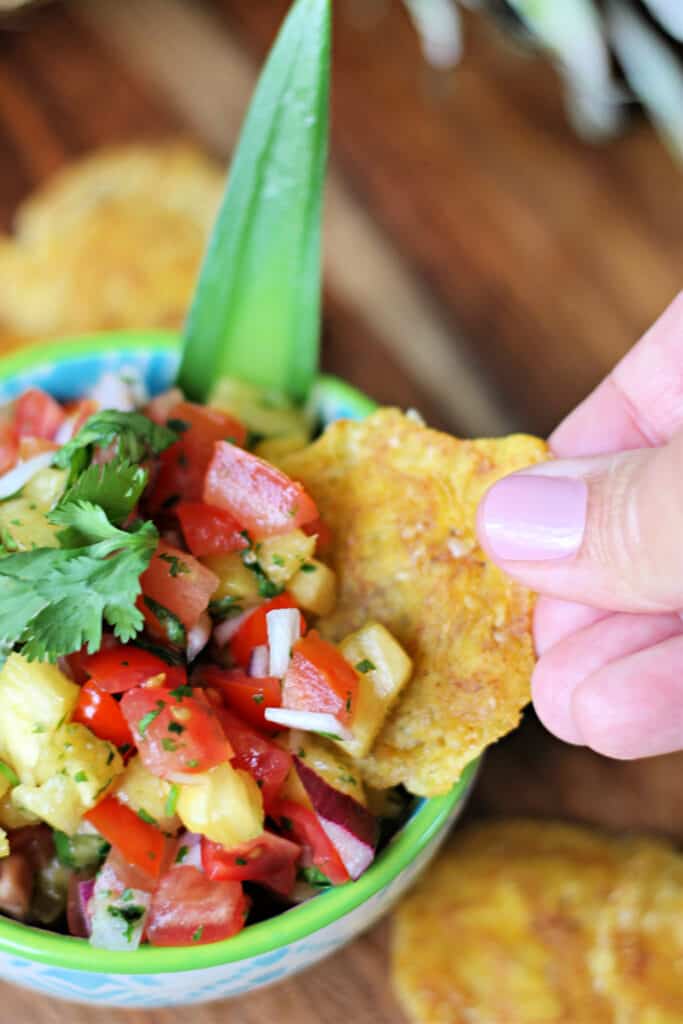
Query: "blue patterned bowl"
0 332 478 1007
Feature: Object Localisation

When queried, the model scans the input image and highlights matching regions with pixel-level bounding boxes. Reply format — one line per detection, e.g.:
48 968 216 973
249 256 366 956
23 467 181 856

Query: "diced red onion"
264 707 351 741
213 608 253 646
266 608 300 678
318 817 374 880
248 644 269 679
0 452 55 499
187 611 211 662
173 832 204 870
67 878 95 938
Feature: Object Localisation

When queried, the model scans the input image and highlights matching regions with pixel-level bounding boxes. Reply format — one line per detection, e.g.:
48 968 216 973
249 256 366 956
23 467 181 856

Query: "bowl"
0 332 478 1008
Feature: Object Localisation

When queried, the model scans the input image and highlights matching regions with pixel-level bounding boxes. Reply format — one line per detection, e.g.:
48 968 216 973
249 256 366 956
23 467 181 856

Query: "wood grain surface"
0 2 682 1020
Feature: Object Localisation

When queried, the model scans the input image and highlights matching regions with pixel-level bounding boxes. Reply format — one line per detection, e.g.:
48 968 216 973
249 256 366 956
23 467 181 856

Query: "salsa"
0 374 413 949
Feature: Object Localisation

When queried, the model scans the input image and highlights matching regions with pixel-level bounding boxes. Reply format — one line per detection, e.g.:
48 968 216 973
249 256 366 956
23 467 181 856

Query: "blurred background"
1 2 683 1022
0 0 682 442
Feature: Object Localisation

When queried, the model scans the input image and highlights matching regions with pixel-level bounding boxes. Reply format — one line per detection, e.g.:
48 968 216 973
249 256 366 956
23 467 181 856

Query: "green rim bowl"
0 331 478 1005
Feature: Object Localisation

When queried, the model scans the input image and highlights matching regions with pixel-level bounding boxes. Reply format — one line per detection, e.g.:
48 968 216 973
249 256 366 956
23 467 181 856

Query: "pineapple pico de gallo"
0 370 412 950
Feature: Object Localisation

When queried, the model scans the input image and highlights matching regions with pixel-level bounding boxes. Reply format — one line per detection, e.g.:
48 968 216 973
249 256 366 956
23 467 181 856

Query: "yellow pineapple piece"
177 762 263 847
287 558 337 616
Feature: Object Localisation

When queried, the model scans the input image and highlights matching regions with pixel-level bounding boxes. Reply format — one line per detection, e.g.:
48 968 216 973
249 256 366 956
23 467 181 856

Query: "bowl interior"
0 331 476 974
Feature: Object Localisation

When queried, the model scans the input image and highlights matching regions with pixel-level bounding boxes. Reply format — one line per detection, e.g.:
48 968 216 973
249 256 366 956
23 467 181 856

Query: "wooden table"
1 2 683 1020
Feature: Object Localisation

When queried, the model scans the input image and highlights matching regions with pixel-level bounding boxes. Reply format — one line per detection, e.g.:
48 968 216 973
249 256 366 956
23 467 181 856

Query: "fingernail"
478 474 588 561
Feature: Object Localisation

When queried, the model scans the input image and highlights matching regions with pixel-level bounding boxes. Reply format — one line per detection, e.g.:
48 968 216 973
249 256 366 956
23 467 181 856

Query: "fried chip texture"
282 410 547 795
392 819 683 1024
0 143 222 343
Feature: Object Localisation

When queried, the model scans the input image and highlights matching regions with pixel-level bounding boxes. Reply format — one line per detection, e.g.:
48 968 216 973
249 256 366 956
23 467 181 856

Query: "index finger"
551 292 683 457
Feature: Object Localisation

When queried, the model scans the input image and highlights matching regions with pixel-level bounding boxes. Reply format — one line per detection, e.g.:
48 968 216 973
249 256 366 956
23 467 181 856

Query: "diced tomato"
204 442 318 540
84 797 166 880
176 501 249 558
200 666 281 732
14 388 65 440
271 799 350 886
140 541 219 631
146 866 248 946
66 634 119 684
121 686 233 780
73 680 135 749
217 708 292 813
0 420 18 474
144 388 183 426
302 517 333 555
282 631 359 726
202 831 300 898
18 437 59 460
80 642 186 694
229 593 305 668
148 402 246 513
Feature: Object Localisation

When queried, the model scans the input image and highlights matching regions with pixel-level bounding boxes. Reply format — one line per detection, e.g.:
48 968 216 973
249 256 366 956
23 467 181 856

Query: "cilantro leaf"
0 502 158 662
57 460 148 526
53 410 178 479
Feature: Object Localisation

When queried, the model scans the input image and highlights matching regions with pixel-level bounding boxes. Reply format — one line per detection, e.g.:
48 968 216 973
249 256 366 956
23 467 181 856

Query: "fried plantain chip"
392 819 683 1024
283 410 547 795
0 143 222 342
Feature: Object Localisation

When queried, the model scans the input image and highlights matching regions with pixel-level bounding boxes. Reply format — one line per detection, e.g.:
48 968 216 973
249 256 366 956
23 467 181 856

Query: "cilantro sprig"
53 410 177 481
0 501 158 662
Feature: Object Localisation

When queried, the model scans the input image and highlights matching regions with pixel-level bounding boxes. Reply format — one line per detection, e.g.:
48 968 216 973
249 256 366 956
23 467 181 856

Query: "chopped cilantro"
54 410 178 479
161 738 177 752
175 844 189 864
235 857 248 866
271 554 285 567
138 707 163 735
107 903 145 943
355 659 376 673
165 783 180 818
159 553 190 578
208 595 243 620
57 460 148 526
186 758 199 768
299 866 332 887
137 808 157 825
0 760 19 787
32 724 46 734
166 418 190 433
168 721 184 734
191 925 204 942
118 743 132 756
300 562 317 573
252 693 265 705
143 597 186 647
281 816 293 831
74 770 89 783
169 685 193 700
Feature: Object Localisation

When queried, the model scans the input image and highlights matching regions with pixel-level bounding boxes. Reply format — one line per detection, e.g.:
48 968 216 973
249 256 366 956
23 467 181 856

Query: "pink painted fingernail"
478 474 588 561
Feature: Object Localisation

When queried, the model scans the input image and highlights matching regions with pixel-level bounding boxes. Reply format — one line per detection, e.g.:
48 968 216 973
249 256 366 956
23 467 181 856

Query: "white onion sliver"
0 451 55 499
213 608 253 647
264 707 351 741
89 887 150 951
88 371 138 413
173 832 204 870
248 644 269 678
55 414 78 445
266 608 300 678
318 817 374 880
187 611 211 662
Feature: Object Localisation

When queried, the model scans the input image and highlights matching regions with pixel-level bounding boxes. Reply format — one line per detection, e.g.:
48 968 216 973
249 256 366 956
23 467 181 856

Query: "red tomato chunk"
282 631 359 726
176 501 249 557
140 541 219 631
200 666 281 732
204 441 318 539
72 680 134 750
81 642 186 694
121 686 233 780
146 866 248 946
217 708 291 813
84 798 166 880
14 388 65 440
0 420 18 474
202 832 300 898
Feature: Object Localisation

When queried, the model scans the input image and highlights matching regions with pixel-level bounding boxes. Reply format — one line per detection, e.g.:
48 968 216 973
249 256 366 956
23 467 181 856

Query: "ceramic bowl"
0 332 478 1008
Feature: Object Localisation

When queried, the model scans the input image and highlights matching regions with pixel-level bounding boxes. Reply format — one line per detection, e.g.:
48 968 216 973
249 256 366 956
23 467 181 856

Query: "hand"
476 293 683 760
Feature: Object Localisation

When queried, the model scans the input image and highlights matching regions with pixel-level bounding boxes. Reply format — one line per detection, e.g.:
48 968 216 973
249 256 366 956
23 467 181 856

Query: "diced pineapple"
22 468 67 510
253 430 310 465
287 558 336 616
255 530 316 586
210 377 312 440
0 655 79 783
0 498 60 551
0 792 39 829
177 762 263 847
13 723 123 834
287 730 366 806
201 551 260 605
114 754 181 834
338 623 413 759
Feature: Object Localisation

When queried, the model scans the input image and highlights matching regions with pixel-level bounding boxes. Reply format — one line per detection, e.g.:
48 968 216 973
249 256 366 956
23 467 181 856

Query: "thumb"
476 429 683 613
